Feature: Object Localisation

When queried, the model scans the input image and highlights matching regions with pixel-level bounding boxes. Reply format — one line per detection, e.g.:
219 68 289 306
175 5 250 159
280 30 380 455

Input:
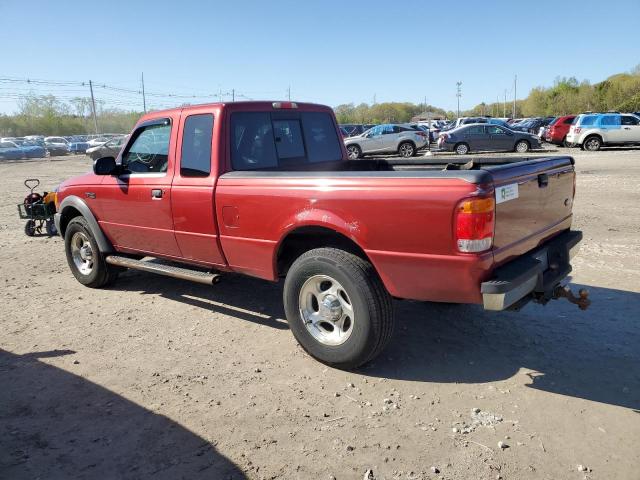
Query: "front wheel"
283 248 394 369
346 145 361 160
64 216 119 288
24 220 36 237
398 142 415 158
515 140 530 153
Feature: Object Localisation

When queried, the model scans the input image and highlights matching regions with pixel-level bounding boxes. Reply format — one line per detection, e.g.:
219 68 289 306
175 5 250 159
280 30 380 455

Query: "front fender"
57 195 113 252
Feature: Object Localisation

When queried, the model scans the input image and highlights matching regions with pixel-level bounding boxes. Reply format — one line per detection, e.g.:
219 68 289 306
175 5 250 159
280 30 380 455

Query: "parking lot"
1 147 639 479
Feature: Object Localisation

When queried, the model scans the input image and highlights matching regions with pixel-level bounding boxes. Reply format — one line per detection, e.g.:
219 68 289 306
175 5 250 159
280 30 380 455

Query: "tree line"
2 67 639 136
0 94 141 136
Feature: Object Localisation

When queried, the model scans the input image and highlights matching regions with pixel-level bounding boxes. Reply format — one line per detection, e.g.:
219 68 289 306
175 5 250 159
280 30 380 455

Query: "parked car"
86 135 128 160
0 141 26 159
544 115 577 146
44 137 70 156
509 117 554 134
53 100 585 368
437 123 541 154
565 113 640 151
64 135 90 154
344 124 429 158
86 137 109 148
1 140 47 158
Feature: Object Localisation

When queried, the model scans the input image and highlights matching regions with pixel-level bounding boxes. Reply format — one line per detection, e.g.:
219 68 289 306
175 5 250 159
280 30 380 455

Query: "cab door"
486 125 513 151
96 116 182 258
171 106 226 266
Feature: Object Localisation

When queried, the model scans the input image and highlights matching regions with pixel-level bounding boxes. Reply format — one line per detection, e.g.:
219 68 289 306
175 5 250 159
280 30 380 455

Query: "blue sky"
0 0 638 114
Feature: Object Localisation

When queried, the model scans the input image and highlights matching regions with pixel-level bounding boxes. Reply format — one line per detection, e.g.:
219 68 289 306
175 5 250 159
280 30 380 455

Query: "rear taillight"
455 196 495 253
574 127 581 133
440 133 449 141
416 131 427 138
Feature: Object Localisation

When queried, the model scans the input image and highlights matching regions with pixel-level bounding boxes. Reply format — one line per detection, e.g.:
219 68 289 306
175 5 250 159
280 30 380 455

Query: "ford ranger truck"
54 101 587 369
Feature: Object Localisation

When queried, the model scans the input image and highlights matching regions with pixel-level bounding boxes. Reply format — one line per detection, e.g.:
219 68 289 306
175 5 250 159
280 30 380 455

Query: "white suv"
566 113 640 151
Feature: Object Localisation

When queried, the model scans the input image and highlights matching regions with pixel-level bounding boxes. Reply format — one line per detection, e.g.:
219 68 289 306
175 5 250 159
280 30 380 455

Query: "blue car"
67 136 90 154
19 141 48 158
0 141 27 160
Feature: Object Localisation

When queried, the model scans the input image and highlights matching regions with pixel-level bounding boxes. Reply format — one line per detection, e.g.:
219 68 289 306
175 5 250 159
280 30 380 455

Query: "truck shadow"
113 270 289 330
0 349 246 480
108 272 638 411
363 284 640 411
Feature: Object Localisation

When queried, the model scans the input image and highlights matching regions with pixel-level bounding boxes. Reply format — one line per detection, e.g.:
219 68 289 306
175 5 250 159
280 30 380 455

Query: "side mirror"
93 156 117 175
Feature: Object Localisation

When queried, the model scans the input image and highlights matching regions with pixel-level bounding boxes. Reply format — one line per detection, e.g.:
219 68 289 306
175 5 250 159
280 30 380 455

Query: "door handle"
151 189 163 199
624 127 631 130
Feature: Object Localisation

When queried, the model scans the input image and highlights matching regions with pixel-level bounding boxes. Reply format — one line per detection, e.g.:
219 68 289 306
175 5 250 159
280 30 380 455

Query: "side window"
487 126 505 135
381 125 395 135
122 121 171 173
301 112 342 163
621 115 639 126
230 112 278 170
272 119 305 159
467 126 485 135
181 114 214 177
564 117 575 124
600 115 620 126
369 126 383 136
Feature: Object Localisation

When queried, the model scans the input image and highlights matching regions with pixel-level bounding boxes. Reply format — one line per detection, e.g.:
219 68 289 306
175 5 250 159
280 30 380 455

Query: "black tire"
454 142 469 155
283 248 394 369
346 144 361 160
45 219 57 236
24 220 36 237
562 136 572 148
64 216 119 288
583 135 601 151
514 140 530 153
398 141 415 158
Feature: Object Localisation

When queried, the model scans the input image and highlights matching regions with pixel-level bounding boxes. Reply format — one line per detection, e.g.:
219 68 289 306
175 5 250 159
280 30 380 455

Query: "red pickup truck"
54 101 586 368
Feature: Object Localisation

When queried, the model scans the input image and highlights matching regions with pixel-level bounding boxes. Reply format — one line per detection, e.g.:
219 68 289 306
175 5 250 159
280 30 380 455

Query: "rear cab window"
230 111 342 170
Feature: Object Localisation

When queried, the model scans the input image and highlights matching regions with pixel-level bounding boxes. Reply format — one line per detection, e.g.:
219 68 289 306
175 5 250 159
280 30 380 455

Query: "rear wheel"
64 216 119 288
346 145 361 160
515 140 530 153
584 136 601 151
454 143 469 155
283 248 394 369
398 142 415 158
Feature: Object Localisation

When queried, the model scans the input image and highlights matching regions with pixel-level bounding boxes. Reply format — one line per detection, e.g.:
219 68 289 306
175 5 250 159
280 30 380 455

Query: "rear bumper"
481 230 582 310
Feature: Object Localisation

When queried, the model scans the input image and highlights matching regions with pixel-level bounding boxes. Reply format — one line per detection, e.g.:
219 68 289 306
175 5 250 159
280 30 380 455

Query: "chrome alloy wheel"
70 231 94 275
298 275 355 346
399 143 414 157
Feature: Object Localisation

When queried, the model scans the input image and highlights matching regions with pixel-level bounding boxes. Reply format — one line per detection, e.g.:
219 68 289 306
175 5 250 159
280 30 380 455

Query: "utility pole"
456 81 462 118
88 80 98 134
287 86 291 101
141 72 147 113
504 89 507 118
373 93 376 105
232 88 235 102
512 75 517 118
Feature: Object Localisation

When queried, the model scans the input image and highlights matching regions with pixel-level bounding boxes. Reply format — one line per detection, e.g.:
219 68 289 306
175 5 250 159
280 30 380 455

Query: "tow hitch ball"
553 285 591 311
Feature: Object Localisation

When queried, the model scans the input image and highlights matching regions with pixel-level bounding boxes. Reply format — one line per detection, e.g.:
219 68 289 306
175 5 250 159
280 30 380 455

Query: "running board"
105 256 221 285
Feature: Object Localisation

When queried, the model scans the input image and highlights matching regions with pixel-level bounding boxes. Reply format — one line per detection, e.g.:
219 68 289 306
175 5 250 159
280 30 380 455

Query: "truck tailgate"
488 156 575 266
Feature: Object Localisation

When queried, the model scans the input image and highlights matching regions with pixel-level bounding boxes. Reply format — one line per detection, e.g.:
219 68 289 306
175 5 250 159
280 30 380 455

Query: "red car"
54 101 585 368
545 115 576 146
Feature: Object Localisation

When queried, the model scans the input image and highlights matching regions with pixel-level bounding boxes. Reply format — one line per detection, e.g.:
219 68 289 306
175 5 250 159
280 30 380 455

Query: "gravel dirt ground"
1 147 639 480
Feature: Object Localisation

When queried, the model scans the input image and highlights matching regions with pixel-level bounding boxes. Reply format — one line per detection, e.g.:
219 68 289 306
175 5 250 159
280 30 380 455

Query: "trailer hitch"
553 285 591 311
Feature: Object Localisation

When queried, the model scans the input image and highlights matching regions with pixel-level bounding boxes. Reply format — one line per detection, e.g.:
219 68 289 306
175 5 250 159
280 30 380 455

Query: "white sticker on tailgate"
496 183 519 204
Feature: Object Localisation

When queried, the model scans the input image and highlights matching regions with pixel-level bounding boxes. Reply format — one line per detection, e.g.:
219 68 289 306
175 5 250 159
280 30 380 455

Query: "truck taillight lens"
455 196 495 253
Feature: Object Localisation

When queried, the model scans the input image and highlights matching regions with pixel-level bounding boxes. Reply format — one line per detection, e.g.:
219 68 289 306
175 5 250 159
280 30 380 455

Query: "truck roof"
138 100 333 122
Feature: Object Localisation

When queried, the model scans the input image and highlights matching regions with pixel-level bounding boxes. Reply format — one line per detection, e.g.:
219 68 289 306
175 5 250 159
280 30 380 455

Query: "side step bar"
106 255 221 285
